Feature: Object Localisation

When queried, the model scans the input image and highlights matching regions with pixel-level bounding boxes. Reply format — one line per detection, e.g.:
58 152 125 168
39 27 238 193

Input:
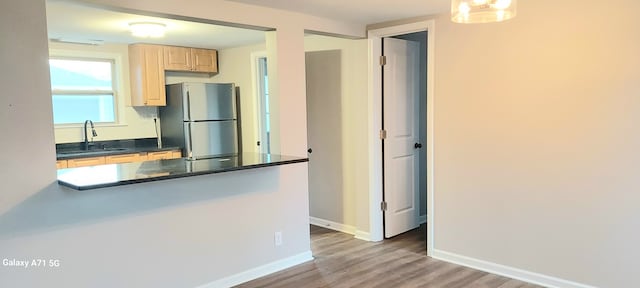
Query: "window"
49 58 117 124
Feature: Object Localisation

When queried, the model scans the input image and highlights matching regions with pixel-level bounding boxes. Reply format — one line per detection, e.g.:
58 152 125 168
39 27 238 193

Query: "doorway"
381 33 427 239
368 20 435 255
304 34 370 238
254 54 271 154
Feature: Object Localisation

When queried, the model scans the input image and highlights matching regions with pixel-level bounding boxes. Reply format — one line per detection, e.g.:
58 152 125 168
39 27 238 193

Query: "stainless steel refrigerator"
159 82 239 160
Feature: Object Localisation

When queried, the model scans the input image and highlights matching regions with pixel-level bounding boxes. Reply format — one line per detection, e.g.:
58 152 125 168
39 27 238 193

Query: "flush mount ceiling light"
129 22 166 38
451 0 517 23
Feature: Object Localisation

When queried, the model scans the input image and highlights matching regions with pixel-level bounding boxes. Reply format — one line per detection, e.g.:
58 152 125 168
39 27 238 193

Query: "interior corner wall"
304 35 370 234
433 0 640 287
0 0 56 213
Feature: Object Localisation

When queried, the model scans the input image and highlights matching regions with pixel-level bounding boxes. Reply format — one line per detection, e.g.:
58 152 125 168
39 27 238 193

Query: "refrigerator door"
184 120 238 159
184 83 236 121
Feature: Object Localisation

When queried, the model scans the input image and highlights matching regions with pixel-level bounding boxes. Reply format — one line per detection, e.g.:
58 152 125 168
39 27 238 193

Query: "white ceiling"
226 0 450 25
46 1 267 49
46 0 450 49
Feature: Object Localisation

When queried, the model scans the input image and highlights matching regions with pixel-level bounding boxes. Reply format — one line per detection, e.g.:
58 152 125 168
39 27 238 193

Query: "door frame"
251 51 269 154
367 20 435 256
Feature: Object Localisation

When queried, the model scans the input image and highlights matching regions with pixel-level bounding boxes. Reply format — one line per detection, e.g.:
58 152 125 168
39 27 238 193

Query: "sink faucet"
84 120 98 150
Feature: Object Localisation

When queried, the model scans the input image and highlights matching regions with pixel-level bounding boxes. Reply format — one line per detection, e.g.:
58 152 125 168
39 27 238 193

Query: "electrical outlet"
274 231 283 246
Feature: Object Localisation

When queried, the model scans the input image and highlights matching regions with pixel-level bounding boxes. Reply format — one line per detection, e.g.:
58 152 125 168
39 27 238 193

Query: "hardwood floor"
235 225 544 288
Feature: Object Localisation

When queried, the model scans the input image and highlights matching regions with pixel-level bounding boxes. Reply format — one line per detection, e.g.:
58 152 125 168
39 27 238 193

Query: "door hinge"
381 201 388 211
379 129 387 139
379 55 386 66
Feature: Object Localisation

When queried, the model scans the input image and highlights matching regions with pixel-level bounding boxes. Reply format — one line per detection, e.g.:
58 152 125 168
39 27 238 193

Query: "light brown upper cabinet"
163 46 218 73
163 46 191 71
129 44 166 106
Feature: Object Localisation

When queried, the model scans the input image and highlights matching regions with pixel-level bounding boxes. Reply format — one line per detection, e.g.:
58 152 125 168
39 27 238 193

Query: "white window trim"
49 48 127 127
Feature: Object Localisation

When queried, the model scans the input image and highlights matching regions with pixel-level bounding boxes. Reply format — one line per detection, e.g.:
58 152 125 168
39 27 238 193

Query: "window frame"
49 49 126 127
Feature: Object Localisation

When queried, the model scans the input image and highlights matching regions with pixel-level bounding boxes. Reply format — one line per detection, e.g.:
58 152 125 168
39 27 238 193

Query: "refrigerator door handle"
185 90 192 121
186 124 194 159
184 90 193 121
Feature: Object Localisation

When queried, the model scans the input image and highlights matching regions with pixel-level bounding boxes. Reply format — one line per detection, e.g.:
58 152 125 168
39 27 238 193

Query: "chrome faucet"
84 120 98 150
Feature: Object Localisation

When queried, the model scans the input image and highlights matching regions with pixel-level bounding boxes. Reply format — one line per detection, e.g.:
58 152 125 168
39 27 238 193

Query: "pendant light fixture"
451 0 517 23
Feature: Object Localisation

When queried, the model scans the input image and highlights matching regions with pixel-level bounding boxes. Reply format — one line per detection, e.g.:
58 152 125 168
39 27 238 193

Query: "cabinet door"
67 157 106 168
56 160 68 169
147 151 173 160
171 150 182 159
129 44 166 106
191 48 218 73
143 45 166 106
105 153 142 164
164 46 191 71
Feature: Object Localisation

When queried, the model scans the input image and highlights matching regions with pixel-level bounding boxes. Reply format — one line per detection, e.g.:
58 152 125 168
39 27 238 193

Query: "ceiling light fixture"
129 22 166 38
451 0 517 23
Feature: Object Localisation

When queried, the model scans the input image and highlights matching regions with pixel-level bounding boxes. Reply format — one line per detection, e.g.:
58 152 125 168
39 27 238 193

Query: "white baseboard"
354 230 372 241
418 214 427 224
310 217 376 242
197 251 313 288
431 249 597 288
310 217 356 235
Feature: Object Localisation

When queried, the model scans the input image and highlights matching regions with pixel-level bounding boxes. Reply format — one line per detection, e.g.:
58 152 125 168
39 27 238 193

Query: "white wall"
427 1 640 287
304 35 370 235
0 0 364 287
49 42 158 143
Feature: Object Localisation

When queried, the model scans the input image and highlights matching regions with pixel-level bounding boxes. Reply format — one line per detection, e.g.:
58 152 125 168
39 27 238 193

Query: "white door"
383 38 420 238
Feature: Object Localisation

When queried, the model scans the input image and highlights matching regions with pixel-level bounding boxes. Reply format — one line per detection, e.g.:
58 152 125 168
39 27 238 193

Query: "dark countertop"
57 153 308 190
56 138 180 160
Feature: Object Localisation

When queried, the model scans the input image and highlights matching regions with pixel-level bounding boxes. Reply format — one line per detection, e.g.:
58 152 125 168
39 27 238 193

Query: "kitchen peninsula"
57 153 308 190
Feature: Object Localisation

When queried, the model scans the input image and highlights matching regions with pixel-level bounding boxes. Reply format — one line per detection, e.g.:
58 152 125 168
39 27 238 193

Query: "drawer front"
146 150 181 160
66 157 106 168
147 151 172 160
105 153 142 164
56 160 68 169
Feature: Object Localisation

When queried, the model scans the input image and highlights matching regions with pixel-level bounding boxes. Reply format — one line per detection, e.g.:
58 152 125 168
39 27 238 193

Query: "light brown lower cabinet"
105 153 143 164
56 160 68 169
146 151 176 160
58 150 182 169
66 157 106 168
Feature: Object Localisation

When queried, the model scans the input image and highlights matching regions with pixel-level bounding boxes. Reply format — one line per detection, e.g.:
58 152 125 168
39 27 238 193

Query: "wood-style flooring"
235 225 544 288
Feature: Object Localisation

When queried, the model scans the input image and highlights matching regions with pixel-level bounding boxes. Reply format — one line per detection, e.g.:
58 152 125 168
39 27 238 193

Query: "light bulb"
459 2 471 14
494 0 512 9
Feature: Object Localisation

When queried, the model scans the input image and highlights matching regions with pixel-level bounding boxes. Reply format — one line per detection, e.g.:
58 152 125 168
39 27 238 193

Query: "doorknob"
308 148 313 154
414 143 422 149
